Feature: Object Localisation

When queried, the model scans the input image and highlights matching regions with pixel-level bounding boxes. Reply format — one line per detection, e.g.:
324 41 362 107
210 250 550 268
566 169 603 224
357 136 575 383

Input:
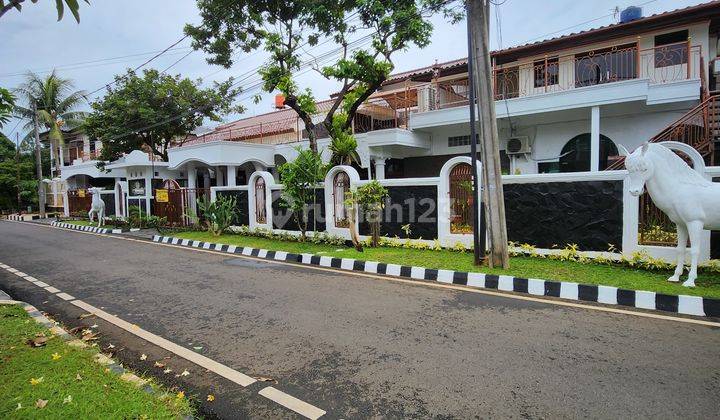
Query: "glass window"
654 30 688 67
534 57 559 88
559 133 619 172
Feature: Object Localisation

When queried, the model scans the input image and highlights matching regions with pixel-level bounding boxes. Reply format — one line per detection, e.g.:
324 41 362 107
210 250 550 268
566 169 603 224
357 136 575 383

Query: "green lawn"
61 220 96 227
173 231 720 299
0 305 193 419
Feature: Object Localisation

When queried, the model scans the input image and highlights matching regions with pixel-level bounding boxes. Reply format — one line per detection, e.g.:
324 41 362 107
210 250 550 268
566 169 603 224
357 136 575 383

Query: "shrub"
352 180 388 247
277 148 328 238
197 195 238 236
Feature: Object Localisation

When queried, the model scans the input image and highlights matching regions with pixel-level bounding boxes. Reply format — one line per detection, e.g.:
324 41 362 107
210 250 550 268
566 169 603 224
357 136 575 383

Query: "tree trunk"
32 104 46 218
467 0 509 268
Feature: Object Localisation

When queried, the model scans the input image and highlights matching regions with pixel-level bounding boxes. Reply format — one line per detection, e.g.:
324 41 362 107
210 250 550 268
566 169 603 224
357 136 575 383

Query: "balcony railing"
174 96 414 148
416 41 702 111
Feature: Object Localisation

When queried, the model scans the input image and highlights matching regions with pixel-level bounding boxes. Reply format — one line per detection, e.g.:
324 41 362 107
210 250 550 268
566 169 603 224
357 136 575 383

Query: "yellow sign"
155 189 169 203
77 189 86 198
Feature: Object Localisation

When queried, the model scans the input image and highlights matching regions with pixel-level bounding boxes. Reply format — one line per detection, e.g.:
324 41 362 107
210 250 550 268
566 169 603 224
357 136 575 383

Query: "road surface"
0 221 718 418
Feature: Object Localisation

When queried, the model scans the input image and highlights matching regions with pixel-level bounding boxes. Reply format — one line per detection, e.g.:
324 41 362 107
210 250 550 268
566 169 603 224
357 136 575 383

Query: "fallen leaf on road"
163 368 172 374
193 346 203 351
153 361 165 368
63 395 72 404
254 376 278 384
140 354 147 361
90 324 98 329
207 394 215 402
29 377 44 385
107 344 115 349
81 332 99 342
51 352 61 361
180 370 190 377
176 391 184 399
35 399 48 409
78 313 95 319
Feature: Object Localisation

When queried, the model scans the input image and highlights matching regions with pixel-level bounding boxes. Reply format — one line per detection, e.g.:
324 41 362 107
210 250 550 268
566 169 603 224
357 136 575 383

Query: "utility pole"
15 133 21 211
32 103 46 218
465 1 486 266
467 0 509 268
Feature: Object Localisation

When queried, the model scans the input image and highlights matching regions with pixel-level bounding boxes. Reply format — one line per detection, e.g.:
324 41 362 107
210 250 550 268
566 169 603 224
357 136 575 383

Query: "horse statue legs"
669 221 704 287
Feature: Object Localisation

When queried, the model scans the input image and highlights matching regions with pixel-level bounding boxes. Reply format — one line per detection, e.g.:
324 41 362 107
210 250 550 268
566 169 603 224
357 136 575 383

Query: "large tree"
0 87 14 128
0 132 49 212
186 0 460 154
0 0 90 22
13 70 87 174
84 69 241 162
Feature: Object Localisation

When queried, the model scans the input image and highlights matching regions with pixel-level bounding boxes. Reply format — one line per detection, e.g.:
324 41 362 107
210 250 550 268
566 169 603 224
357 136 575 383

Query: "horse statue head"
621 142 652 196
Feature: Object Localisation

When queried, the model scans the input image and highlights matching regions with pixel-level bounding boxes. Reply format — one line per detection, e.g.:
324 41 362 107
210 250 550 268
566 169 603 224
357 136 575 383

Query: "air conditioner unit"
506 136 531 155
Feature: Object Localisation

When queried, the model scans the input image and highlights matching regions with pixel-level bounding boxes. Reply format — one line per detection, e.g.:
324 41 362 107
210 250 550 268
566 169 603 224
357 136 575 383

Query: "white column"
590 106 600 172
227 165 237 187
216 166 224 186
145 176 152 215
187 165 197 188
374 159 386 180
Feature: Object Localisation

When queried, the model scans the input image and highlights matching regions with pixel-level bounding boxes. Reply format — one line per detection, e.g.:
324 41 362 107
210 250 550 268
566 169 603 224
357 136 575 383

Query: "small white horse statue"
88 187 105 228
623 142 720 287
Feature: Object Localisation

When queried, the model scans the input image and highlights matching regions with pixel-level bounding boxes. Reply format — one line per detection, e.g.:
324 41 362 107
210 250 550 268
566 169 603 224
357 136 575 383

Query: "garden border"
152 234 720 318
51 221 123 234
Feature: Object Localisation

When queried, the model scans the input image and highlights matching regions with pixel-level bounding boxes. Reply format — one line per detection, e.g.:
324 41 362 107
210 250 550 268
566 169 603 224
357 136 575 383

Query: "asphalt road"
1 221 718 419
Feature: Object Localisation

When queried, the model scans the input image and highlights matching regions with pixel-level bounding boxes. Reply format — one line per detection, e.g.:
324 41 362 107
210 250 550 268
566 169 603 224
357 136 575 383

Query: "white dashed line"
33 280 49 288
56 292 75 301
258 386 326 419
44 286 60 293
70 299 257 387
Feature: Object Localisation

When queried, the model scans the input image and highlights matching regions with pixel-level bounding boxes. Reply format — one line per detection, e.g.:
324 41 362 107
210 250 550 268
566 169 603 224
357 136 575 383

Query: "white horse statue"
623 142 720 287
88 187 105 228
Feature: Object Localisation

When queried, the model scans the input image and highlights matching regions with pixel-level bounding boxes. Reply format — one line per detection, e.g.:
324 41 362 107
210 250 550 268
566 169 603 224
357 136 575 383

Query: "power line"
0 47 192 78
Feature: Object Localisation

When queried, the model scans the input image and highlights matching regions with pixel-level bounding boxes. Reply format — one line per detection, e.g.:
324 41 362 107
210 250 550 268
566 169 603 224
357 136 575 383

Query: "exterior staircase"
606 91 719 170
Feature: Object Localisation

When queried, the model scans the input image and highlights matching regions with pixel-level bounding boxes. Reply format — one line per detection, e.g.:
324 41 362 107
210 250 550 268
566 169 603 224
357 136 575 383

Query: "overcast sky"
0 0 706 139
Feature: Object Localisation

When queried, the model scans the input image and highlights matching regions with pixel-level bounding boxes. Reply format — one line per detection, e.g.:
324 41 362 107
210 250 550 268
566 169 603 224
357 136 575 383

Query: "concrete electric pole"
467 0 509 268
32 103 46 218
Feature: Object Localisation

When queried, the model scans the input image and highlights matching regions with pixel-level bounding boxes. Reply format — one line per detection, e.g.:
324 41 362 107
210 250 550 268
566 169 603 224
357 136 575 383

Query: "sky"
0 0 708 140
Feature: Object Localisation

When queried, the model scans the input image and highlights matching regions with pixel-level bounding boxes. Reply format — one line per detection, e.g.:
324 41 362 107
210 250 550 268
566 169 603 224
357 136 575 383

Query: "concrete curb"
152 234 720 318
51 221 123 234
5 214 41 221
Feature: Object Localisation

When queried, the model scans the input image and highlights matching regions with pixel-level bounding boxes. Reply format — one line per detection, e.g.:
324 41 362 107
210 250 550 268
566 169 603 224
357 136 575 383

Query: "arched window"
255 177 266 224
333 171 350 228
559 133 618 172
449 163 473 234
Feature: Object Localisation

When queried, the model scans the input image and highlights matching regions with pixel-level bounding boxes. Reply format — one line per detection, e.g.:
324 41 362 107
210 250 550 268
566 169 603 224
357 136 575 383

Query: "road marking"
70 299 257 387
56 292 74 301
259 386 326 419
11 220 720 328
44 286 60 293
34 280 50 288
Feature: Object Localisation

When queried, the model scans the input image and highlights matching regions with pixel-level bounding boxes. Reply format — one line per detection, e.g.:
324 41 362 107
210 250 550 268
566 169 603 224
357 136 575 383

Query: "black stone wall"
101 194 115 217
359 185 438 239
216 190 249 226
503 180 623 251
271 189 326 232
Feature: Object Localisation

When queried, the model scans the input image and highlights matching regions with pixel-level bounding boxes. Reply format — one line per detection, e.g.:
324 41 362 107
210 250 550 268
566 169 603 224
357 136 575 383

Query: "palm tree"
14 70 87 176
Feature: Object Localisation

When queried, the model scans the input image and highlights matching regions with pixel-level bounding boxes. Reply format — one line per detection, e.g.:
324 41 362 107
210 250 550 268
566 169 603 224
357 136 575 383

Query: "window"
654 30 688 67
538 161 560 173
559 133 618 172
494 67 519 99
574 43 637 87
254 177 266 224
448 134 479 147
333 171 350 227
534 57 559 88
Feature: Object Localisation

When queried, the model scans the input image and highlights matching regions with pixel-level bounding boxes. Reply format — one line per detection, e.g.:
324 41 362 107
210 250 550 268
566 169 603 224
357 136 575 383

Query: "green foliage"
229 225 347 246
84 69 241 163
328 114 359 165
0 87 15 128
277 148 328 237
349 180 387 246
186 0 458 152
0 0 90 23
197 195 238 236
0 133 49 212
126 205 166 229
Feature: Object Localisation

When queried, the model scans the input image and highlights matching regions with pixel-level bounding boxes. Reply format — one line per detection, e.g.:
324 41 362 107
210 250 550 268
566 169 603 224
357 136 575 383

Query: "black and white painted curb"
51 221 123 234
5 214 40 221
153 235 720 318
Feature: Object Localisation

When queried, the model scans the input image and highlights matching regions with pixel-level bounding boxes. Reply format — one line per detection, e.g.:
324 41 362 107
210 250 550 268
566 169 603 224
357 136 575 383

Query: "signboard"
77 189 86 198
155 189 169 203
